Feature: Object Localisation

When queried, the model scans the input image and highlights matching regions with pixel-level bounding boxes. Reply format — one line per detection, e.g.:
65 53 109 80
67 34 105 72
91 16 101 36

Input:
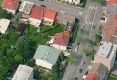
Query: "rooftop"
2 0 19 10
53 32 70 46
12 64 33 80
29 5 45 20
19 1 34 14
85 72 101 80
0 19 10 34
90 63 108 77
33 45 60 65
44 8 56 20
96 41 116 60
107 0 117 4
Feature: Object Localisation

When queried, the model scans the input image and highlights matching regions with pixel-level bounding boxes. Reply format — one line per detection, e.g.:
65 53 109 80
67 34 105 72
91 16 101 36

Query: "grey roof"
33 45 60 65
90 63 108 77
12 64 33 80
19 1 34 14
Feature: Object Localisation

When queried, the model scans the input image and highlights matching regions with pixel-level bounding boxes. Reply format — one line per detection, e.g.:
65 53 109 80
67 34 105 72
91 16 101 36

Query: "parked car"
93 25 96 29
75 46 78 52
81 24 85 28
82 62 85 65
61 11 65 14
79 69 82 73
40 5 46 7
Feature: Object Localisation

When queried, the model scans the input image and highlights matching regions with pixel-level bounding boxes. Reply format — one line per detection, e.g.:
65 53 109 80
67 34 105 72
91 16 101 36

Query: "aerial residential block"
94 41 117 71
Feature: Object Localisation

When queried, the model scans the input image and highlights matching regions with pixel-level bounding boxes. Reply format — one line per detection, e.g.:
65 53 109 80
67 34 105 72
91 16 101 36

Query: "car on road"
79 69 82 73
82 62 85 65
93 25 95 29
61 11 65 14
40 5 46 7
81 24 85 28
75 46 78 52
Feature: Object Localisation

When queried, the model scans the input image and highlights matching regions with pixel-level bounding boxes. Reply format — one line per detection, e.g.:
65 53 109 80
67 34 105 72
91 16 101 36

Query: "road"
25 0 103 80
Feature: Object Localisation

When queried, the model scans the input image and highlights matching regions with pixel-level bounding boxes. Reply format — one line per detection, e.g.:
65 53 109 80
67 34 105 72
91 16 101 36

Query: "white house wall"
53 44 67 51
36 59 53 69
43 17 54 22
4 8 16 14
0 29 5 34
29 18 41 27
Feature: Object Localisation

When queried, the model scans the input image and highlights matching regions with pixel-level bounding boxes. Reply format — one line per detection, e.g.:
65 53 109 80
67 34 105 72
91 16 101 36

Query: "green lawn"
108 74 117 80
0 0 4 6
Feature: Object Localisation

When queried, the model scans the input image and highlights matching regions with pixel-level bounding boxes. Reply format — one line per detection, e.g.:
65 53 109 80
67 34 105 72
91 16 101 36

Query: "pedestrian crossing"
89 6 97 10
85 21 93 25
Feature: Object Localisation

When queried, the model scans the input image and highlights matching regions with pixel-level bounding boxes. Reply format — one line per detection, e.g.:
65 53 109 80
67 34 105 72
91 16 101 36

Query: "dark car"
100 18 105 20
93 25 96 29
40 5 46 7
79 69 82 73
39 0 44 1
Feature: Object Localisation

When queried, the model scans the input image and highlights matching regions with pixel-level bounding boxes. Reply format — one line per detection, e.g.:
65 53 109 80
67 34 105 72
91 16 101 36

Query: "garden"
107 74 117 80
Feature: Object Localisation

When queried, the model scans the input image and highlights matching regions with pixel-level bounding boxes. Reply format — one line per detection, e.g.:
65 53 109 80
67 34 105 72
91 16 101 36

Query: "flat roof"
96 41 117 60
12 64 33 80
33 45 60 65
96 41 112 58
19 1 34 14
0 19 10 33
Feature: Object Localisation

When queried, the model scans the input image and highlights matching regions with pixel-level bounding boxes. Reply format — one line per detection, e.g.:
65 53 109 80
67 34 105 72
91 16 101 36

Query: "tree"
68 52 77 64
77 35 83 43
14 54 23 63
52 64 59 73
17 23 26 33
87 38 92 45
96 0 103 4
59 52 64 61
95 34 102 45
83 48 89 55
79 28 85 34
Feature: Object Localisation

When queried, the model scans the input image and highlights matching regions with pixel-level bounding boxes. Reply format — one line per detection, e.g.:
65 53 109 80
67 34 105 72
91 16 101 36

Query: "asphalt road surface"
25 0 104 80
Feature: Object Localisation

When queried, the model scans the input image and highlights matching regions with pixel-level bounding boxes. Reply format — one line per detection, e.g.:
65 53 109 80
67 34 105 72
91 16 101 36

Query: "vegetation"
87 38 92 45
108 74 117 80
96 0 103 4
0 7 13 19
17 23 26 34
68 52 77 64
83 48 89 55
0 0 4 6
77 0 86 7
95 34 102 46
98 25 103 35
91 49 96 61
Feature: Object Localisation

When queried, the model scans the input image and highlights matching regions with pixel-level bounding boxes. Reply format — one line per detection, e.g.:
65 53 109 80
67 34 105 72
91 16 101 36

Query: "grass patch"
0 0 4 6
98 25 103 35
77 0 86 7
108 74 117 80
41 24 52 33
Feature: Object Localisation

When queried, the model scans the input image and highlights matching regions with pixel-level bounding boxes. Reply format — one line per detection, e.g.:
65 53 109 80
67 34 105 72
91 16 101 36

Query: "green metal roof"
33 45 60 65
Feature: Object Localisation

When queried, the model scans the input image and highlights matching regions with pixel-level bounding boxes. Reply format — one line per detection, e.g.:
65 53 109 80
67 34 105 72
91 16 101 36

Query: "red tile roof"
85 72 101 80
29 5 45 20
107 0 117 4
44 8 56 20
53 32 69 46
103 13 117 44
2 0 19 10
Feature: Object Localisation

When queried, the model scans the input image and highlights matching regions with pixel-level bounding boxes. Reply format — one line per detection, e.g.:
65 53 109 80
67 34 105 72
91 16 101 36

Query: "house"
85 63 108 80
12 64 34 80
19 1 34 18
33 45 60 69
52 32 70 50
106 0 117 5
2 0 19 14
29 5 45 27
94 41 117 71
0 19 10 34
85 72 101 80
43 8 56 25
64 0 80 4
102 12 117 44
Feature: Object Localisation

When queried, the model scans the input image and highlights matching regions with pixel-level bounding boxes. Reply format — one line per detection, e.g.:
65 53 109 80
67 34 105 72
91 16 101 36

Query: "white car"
61 11 65 14
75 46 78 52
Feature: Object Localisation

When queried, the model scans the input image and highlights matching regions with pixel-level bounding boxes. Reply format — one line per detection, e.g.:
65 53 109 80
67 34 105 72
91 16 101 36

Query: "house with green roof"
33 45 60 69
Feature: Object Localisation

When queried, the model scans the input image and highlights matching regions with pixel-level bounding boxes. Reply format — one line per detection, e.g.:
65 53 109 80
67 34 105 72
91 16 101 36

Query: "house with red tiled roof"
2 0 19 14
29 5 45 27
103 12 117 44
52 32 69 50
43 8 56 25
85 72 101 80
106 0 117 4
